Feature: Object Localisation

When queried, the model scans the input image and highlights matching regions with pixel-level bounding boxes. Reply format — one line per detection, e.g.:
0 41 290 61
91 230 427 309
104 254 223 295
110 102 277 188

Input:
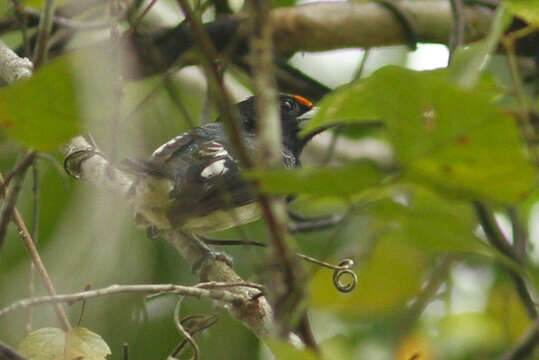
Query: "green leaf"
368 185 489 254
305 66 536 203
267 340 318 360
372 67 535 203
301 78 381 136
18 327 65 360
0 55 81 150
246 162 384 197
18 327 111 360
505 0 539 25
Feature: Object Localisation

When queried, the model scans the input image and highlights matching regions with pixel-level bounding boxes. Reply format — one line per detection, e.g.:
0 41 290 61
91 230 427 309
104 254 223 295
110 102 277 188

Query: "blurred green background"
1 0 538 359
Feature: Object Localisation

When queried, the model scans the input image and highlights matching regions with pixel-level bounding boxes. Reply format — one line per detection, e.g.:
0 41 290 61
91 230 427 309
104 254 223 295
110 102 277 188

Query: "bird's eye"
281 99 295 113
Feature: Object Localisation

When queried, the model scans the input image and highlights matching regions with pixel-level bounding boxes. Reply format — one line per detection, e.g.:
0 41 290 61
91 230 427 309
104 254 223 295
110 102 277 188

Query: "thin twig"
170 314 219 358
109 0 123 163
0 283 247 318
352 49 370 82
123 342 129 360
398 255 456 334
508 207 527 263
33 0 57 68
0 172 72 331
0 152 36 252
449 0 465 57
175 0 252 167
1 151 36 190
473 202 538 318
249 0 305 335
172 297 199 360
500 319 539 360
0 340 28 360
473 202 519 261
129 0 158 30
22 7 111 30
11 0 31 57
502 29 538 165
26 160 40 332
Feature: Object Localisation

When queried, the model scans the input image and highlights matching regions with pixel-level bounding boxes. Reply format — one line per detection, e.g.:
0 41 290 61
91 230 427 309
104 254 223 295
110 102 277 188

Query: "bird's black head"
236 94 317 155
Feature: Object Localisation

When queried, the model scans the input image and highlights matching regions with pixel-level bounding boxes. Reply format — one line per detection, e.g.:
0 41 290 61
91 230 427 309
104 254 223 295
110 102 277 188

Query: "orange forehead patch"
293 95 313 108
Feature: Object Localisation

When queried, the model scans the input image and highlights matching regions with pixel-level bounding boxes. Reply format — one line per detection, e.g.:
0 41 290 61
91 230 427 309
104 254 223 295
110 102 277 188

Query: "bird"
126 94 320 236
124 94 324 351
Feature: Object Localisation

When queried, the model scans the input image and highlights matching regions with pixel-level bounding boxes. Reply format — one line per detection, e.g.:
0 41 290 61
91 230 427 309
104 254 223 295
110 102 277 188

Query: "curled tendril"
172 297 199 360
296 254 358 293
332 259 357 293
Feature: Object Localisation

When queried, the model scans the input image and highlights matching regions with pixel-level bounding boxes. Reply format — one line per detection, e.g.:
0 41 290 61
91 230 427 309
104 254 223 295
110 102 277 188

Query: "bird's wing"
156 136 257 228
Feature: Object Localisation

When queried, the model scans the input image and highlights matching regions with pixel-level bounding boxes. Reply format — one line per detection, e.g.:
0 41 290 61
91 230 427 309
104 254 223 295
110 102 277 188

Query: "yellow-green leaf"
267 340 318 360
18 327 65 360
18 327 111 360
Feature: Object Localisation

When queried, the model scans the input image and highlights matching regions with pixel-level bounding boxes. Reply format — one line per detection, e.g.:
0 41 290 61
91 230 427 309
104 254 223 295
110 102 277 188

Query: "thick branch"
270 1 491 52
0 39 33 83
125 1 494 79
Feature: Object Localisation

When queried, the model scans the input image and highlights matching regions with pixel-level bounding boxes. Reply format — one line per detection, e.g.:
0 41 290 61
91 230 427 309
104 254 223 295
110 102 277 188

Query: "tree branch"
0 283 252 318
0 39 32 83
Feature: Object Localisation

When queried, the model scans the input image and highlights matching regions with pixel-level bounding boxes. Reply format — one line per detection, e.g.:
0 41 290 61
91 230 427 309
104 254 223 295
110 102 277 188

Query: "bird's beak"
297 106 319 128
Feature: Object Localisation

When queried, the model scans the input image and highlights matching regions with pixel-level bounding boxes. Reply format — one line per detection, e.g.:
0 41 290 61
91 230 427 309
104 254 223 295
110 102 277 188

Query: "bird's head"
235 94 319 155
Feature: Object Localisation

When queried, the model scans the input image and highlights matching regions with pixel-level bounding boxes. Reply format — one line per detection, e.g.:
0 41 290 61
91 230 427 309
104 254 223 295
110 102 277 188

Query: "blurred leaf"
247 162 384 197
368 185 490 254
310 237 427 318
22 0 72 8
487 283 531 341
0 1 7 17
272 0 296 7
396 334 434 360
18 327 111 360
505 0 539 25
436 313 505 357
267 340 318 360
0 56 81 150
319 336 354 360
301 78 381 135
305 66 536 203
450 4 511 87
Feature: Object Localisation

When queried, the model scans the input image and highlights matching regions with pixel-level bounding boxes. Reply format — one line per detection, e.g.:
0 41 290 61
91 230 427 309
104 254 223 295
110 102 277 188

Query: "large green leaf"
18 327 111 360
246 162 383 197
302 66 536 203
300 78 381 134
0 55 81 150
367 185 489 254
